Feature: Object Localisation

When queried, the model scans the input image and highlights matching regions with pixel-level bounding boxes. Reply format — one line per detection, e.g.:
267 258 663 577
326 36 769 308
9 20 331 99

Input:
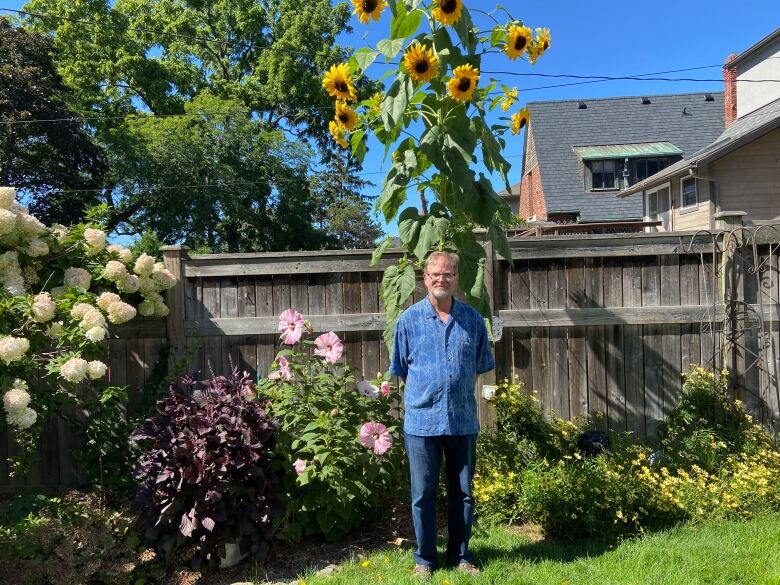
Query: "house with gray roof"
504 92 725 224
619 28 780 231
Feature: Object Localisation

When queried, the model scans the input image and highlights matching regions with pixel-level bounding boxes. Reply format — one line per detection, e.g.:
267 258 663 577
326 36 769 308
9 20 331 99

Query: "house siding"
735 39 780 119
671 177 713 231
713 127 780 221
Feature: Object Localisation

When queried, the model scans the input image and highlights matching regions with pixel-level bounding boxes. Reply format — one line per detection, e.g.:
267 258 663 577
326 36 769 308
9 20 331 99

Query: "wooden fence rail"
4 230 779 488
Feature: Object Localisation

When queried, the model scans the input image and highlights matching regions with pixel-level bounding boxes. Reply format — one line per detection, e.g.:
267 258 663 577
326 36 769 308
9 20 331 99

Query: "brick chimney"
723 53 738 128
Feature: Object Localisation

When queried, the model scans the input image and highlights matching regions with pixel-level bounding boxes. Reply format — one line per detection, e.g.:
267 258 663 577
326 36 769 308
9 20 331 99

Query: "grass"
293 515 780 585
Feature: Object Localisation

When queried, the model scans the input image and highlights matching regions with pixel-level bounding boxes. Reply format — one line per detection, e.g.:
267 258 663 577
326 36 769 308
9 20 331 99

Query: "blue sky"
2 0 776 239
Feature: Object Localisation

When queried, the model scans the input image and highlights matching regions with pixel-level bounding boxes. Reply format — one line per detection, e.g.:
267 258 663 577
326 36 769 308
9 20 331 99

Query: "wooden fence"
5 230 780 488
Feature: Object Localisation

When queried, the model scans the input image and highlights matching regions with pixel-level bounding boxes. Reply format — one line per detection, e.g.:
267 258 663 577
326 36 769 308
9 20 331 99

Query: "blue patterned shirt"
389 297 495 436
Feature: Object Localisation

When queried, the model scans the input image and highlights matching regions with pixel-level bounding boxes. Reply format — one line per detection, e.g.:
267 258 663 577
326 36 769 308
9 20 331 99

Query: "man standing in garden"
390 251 495 577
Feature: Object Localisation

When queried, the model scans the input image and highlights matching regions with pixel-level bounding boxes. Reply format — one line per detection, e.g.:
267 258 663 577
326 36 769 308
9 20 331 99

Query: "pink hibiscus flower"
268 355 292 381
357 380 379 399
359 422 392 455
293 458 306 475
313 331 343 363
380 381 391 397
278 308 305 345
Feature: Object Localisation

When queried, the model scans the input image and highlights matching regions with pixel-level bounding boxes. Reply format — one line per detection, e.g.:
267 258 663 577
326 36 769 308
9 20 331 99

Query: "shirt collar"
424 296 463 318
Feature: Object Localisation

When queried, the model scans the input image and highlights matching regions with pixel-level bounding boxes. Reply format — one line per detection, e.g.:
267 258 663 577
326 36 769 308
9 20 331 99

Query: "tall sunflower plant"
322 0 549 347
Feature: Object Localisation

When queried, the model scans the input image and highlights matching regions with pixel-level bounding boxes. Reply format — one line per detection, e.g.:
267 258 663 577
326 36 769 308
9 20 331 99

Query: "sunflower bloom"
322 63 357 102
512 107 530 135
403 42 439 84
504 24 533 60
528 28 551 64
369 91 383 113
447 64 479 103
335 101 358 131
432 0 462 26
501 86 518 112
329 120 349 148
351 0 386 23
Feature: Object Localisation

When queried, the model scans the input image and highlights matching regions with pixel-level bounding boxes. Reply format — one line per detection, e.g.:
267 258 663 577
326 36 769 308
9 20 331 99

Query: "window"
648 192 659 221
634 158 671 183
588 160 620 190
681 177 697 208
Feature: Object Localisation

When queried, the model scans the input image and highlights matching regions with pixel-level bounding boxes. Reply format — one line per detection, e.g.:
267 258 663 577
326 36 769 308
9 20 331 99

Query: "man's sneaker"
457 561 481 575
412 564 433 579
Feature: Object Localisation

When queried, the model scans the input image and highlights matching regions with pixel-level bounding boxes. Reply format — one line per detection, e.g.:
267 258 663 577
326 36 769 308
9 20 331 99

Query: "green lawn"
294 516 780 585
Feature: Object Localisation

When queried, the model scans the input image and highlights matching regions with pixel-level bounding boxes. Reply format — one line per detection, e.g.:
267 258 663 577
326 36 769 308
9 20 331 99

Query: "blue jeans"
404 433 477 568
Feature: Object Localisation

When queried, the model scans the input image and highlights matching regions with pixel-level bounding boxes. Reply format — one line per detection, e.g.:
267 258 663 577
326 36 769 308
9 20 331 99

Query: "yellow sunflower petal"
335 101 358 132
511 107 530 135
369 91 383 113
329 120 349 148
528 28 551 64
447 63 479 103
322 63 357 102
351 0 387 24
501 86 518 112
432 0 463 26
403 42 439 84
504 24 533 60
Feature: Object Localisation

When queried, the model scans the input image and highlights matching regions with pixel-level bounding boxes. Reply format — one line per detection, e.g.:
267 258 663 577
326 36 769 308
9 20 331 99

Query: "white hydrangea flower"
47 321 65 338
138 276 157 295
87 360 107 380
116 274 140 293
24 238 49 257
83 228 107 255
50 286 67 299
102 260 128 281
154 301 170 317
2 272 26 295
0 187 16 209
60 357 89 383
96 291 122 311
50 223 69 241
63 267 91 289
0 250 19 271
15 212 46 238
106 244 132 264
0 336 30 365
133 253 155 277
0 209 16 237
8 407 37 429
138 299 156 317
80 307 106 330
32 292 56 322
85 326 106 342
106 301 136 324
22 265 40 285
152 268 176 291
3 386 31 412
71 302 94 319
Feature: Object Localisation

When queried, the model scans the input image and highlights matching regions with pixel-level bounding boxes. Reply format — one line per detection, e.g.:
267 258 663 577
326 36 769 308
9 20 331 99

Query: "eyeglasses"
425 271 457 280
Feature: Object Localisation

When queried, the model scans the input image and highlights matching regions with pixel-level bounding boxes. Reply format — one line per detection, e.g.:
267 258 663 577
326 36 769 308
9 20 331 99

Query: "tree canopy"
0 18 106 226
19 0 382 251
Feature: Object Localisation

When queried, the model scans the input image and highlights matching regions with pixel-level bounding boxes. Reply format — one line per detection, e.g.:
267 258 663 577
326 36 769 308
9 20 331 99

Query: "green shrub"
257 310 405 541
659 366 773 472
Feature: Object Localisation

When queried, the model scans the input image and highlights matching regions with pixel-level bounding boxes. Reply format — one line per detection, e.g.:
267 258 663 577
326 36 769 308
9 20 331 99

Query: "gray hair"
425 251 459 273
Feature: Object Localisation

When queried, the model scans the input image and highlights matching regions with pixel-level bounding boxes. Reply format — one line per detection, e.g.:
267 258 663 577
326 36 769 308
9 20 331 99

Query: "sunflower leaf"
381 74 413 131
490 26 507 48
377 38 405 60
390 4 423 39
467 174 502 226
414 212 450 261
489 222 512 265
398 207 422 250
371 237 394 266
352 48 380 73
350 129 366 163
452 6 478 56
473 116 511 192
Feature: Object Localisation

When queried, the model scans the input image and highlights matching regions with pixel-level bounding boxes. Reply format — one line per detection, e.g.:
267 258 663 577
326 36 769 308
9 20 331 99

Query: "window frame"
680 176 698 211
586 159 621 191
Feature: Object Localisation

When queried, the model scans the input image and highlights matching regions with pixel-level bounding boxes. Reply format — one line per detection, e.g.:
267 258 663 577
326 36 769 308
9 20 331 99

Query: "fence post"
714 212 746 393
478 233 497 432
160 245 189 369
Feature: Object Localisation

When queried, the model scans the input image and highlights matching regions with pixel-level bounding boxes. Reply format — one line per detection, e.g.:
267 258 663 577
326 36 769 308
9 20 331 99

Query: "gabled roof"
726 28 780 69
526 92 724 221
620 96 780 196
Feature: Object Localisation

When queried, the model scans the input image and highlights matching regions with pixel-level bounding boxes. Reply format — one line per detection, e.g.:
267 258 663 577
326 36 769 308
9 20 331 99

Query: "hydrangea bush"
257 308 405 541
0 186 175 466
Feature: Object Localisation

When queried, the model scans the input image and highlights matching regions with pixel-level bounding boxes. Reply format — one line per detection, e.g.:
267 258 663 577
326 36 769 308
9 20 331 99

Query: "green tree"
0 18 106 225
310 156 382 249
22 0 380 249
